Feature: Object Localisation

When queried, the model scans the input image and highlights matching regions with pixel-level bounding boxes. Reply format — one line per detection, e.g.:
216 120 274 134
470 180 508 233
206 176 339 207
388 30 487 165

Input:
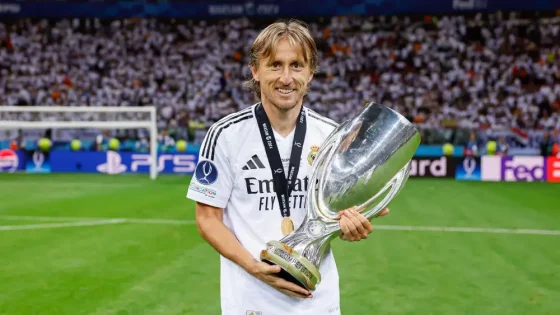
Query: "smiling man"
186 19 388 315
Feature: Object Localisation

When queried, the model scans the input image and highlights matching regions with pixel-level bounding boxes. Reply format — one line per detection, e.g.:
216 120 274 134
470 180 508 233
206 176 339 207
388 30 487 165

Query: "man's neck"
261 101 302 138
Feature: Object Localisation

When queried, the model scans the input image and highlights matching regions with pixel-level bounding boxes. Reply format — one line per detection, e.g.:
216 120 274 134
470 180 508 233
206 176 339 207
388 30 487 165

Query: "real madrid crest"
307 145 319 166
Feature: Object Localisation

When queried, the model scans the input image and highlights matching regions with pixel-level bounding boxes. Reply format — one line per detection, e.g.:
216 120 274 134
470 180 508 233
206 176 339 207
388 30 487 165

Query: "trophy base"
259 240 321 291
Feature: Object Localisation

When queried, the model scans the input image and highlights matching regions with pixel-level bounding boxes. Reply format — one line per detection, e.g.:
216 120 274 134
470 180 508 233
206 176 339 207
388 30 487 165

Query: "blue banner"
50 151 198 175
455 156 481 181
1 0 559 18
415 145 464 157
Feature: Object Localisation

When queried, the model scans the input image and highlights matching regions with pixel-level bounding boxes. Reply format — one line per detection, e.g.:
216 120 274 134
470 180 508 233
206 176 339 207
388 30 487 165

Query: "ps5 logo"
97 151 127 174
97 152 196 175
131 154 196 173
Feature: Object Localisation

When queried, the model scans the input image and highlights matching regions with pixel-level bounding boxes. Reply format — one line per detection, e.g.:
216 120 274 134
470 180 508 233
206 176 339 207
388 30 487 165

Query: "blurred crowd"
1 11 560 144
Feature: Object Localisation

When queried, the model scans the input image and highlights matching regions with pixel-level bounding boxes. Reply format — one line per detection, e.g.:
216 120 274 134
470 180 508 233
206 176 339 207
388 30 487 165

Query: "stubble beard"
267 84 308 113
271 98 299 112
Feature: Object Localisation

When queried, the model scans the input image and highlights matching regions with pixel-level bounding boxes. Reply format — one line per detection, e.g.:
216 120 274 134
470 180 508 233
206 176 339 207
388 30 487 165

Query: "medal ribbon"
254 103 306 218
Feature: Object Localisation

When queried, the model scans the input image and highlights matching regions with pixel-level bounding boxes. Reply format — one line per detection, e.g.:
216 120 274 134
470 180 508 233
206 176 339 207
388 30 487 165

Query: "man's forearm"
197 216 258 274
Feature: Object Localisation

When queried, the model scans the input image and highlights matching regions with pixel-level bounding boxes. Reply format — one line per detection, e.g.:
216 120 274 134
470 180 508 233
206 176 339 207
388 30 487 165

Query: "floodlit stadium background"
1 1 559 314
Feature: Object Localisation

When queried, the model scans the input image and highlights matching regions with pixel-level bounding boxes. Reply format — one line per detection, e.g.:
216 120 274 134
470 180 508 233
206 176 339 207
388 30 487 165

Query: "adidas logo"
242 154 266 170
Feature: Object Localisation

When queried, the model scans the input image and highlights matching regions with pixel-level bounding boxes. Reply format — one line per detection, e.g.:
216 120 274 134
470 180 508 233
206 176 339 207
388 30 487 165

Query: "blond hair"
244 19 319 100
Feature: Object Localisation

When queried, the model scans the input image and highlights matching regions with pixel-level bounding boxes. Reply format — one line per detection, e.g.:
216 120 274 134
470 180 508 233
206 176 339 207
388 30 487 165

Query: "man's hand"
336 207 389 242
248 261 313 299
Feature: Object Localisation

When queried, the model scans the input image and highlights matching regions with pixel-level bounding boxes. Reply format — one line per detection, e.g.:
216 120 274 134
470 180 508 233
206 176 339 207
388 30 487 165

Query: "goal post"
0 106 159 180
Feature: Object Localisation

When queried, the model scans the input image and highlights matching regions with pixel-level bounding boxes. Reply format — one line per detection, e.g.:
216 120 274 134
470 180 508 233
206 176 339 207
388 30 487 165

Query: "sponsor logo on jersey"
245 176 315 211
195 160 218 185
242 154 266 170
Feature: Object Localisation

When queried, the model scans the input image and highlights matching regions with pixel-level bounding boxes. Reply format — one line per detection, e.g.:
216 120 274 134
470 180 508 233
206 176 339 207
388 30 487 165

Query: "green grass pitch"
0 173 559 315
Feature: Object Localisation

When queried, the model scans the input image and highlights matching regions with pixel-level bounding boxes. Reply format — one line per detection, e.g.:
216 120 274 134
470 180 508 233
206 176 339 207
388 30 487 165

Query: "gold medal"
281 217 295 236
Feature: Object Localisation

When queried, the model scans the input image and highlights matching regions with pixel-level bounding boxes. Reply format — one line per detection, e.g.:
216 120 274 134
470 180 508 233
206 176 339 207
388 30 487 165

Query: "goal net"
0 106 159 180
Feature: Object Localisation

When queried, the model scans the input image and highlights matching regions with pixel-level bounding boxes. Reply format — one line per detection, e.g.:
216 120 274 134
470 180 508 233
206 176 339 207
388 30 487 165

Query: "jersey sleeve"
186 131 234 209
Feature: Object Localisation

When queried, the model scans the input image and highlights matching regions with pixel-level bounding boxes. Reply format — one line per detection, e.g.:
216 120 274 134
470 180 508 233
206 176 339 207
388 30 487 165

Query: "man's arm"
195 201 312 298
195 201 256 272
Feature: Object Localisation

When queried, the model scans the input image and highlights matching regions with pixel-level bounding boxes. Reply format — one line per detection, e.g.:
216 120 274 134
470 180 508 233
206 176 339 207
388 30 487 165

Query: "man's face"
251 37 313 112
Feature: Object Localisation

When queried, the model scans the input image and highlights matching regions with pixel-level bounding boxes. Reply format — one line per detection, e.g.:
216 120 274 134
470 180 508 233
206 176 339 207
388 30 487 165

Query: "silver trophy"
260 102 421 291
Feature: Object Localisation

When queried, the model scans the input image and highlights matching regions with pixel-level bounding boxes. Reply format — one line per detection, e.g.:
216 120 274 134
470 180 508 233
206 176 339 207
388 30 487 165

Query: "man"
186 19 388 315
541 130 552 156
465 131 479 156
496 136 509 156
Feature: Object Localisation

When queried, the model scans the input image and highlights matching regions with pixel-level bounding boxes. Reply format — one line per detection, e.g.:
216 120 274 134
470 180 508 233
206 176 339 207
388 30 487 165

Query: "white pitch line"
0 219 126 231
0 215 559 236
374 225 560 235
0 215 195 225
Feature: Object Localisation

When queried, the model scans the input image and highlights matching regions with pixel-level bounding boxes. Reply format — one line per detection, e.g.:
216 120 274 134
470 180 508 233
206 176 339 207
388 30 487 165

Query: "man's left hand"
336 207 389 242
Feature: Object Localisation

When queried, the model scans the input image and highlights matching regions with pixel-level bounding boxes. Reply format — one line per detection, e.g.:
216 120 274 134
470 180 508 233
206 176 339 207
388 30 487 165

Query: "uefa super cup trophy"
260 102 421 291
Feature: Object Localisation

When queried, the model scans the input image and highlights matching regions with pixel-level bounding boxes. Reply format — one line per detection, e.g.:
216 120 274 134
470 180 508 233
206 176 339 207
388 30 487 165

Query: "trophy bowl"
260 102 421 291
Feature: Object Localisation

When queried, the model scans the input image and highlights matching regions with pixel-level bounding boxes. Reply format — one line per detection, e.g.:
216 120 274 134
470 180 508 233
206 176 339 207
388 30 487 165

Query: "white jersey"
187 103 341 315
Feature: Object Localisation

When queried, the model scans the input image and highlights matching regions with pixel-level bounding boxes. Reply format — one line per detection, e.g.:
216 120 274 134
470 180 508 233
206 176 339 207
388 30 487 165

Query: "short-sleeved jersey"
187 103 341 315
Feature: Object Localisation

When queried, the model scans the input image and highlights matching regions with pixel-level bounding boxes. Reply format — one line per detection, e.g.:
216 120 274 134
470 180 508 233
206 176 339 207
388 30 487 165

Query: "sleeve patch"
194 160 219 185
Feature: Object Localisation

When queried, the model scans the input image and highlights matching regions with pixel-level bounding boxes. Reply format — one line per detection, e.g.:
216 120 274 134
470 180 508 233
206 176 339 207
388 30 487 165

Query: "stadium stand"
1 12 560 148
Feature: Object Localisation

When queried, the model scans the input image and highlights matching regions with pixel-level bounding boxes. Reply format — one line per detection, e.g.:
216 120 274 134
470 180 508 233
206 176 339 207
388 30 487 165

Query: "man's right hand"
248 261 313 299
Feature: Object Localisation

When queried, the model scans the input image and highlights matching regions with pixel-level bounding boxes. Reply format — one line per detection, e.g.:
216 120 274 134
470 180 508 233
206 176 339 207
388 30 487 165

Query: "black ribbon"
255 103 306 218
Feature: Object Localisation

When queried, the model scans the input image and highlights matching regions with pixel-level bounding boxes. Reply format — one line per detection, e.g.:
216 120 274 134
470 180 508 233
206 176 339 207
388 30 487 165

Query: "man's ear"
250 64 259 82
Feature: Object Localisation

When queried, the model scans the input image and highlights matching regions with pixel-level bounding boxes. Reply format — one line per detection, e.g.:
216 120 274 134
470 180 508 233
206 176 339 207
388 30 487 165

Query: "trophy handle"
307 133 342 221
358 161 411 219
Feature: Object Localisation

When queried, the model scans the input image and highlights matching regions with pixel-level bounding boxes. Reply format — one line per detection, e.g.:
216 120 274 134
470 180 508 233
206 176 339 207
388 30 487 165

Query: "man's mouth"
277 88 294 95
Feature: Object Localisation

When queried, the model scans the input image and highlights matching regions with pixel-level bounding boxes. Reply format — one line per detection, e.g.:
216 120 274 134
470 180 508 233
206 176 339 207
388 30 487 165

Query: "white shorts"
219 251 341 315
222 303 341 315
220 274 341 315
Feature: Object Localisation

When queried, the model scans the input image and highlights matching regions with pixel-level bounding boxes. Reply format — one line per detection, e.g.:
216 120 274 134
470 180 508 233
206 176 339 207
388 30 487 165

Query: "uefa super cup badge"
307 145 319 166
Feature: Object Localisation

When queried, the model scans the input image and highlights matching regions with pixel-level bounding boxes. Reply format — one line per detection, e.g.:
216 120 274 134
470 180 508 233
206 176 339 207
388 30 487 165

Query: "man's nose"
279 67 293 85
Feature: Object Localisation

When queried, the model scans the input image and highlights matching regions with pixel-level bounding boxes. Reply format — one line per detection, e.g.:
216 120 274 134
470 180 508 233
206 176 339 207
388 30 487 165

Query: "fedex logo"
546 157 560 183
501 157 546 182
